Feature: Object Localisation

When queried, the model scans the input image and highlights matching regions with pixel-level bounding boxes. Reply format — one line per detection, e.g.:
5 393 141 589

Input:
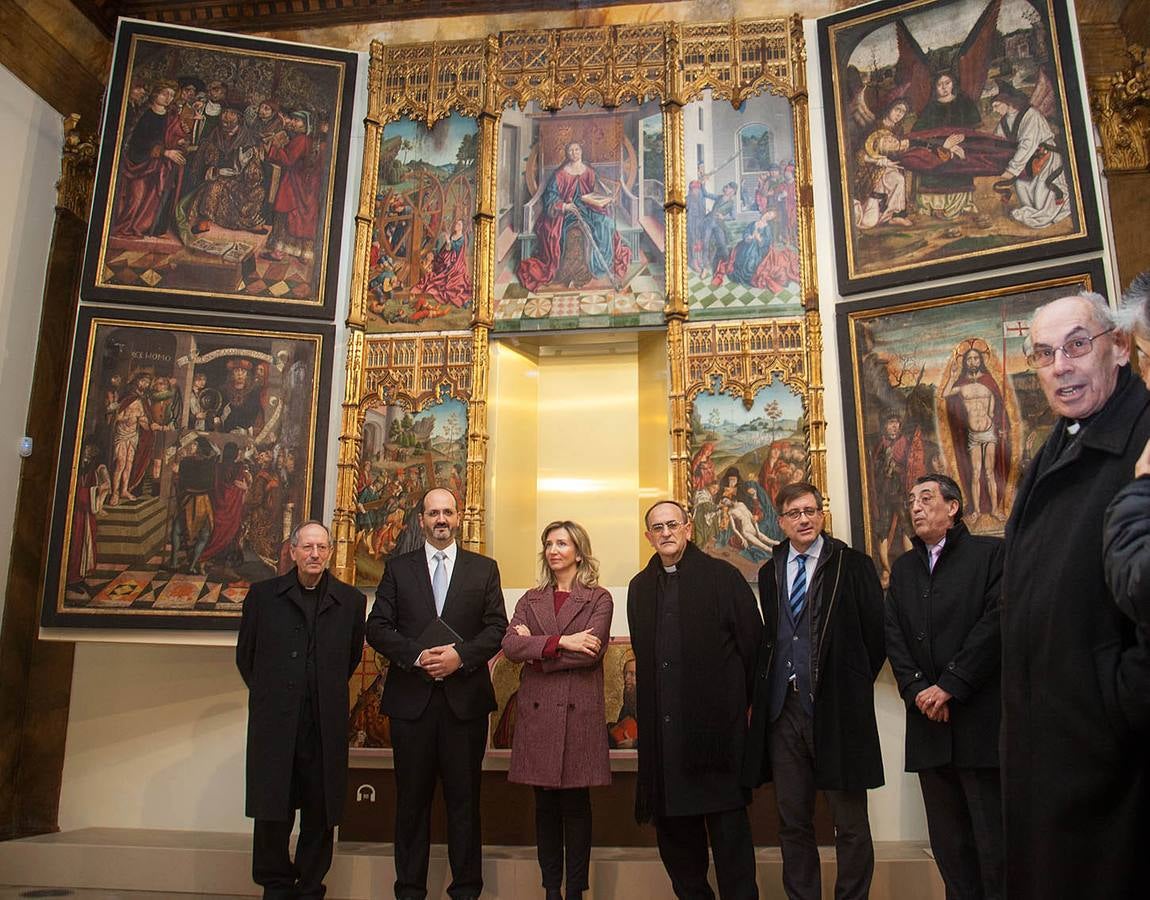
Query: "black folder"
417 616 463 649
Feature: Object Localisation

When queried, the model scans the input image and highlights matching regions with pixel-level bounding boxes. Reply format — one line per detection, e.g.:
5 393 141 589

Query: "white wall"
0 64 59 620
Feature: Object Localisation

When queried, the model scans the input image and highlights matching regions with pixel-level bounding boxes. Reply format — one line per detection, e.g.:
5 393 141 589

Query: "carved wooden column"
0 115 94 839
1088 43 1150 284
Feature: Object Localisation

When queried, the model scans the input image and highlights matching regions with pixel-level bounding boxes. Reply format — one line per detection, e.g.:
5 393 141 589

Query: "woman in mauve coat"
501 520 613 900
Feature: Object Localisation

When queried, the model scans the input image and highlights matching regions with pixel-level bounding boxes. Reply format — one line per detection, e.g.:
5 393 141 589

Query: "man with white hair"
1002 292 1150 899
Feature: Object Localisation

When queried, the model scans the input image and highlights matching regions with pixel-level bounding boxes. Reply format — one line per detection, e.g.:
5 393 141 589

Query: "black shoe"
545 891 563 900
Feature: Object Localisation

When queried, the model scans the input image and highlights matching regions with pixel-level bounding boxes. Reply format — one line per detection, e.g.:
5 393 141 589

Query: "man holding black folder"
366 487 508 900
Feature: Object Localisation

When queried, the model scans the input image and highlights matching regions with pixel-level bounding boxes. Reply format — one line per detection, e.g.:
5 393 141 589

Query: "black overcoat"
886 522 1002 771
1103 473 1150 629
236 570 366 827
1002 367 1150 899
742 534 885 791
626 542 762 821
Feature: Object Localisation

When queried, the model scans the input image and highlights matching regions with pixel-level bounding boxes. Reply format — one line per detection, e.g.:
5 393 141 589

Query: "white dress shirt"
786 534 824 596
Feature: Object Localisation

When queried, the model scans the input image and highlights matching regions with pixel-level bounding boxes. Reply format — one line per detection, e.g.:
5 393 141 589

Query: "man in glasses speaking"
742 482 885 900
1001 292 1150 900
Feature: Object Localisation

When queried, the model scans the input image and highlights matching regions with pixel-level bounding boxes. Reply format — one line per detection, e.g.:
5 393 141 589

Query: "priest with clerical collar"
626 499 762 899
237 520 366 900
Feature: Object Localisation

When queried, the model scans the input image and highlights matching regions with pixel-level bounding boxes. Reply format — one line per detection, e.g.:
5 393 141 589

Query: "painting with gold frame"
818 0 1100 295
493 100 667 332
366 113 478 332
82 20 357 318
42 305 334 630
684 89 803 319
688 385 809 581
353 397 469 589
836 260 1106 589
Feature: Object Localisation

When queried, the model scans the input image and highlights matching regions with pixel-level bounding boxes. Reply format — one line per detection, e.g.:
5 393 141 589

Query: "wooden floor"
0 829 946 899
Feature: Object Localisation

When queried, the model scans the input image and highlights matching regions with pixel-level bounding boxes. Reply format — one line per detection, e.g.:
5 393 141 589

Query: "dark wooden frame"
818 0 1101 295
82 20 357 319
41 305 335 630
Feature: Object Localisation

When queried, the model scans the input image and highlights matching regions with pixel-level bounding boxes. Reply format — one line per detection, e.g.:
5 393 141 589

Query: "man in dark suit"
742 482 885 900
886 474 1003 900
236 520 366 900
366 487 507 900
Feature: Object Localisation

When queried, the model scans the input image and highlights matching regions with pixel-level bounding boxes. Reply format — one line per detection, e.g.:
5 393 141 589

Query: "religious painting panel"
352 397 469 589
688 383 810 582
493 100 666 332
367 114 479 332
488 638 637 757
684 89 802 320
349 644 391 751
83 20 358 318
837 260 1106 589
819 0 1100 295
42 306 334 630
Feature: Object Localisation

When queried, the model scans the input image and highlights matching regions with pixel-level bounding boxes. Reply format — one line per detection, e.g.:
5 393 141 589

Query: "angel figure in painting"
516 141 632 291
852 98 915 229
991 79 1070 229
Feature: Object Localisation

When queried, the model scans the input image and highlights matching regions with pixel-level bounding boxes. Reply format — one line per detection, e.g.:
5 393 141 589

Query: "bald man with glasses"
742 482 885 900
627 500 762 899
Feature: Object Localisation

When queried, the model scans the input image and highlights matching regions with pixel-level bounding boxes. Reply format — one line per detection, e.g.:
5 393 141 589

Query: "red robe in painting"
199 460 252 563
111 109 191 238
412 233 472 310
267 132 320 241
516 164 631 292
67 467 98 584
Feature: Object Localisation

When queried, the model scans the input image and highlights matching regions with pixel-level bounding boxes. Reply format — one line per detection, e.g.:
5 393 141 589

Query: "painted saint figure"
910 72 983 219
516 141 631 292
411 218 472 313
939 339 1012 524
111 81 189 238
991 80 1070 230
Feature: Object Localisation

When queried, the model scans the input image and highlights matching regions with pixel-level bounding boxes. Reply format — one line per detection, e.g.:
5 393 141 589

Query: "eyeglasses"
1025 327 1114 369
296 543 331 554
781 507 821 521
648 520 685 534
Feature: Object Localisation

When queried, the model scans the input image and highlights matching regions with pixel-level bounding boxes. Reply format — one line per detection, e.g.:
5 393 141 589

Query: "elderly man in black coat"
236 520 366 899
1003 292 1150 899
742 482 884 900
627 499 762 900
886 473 1003 900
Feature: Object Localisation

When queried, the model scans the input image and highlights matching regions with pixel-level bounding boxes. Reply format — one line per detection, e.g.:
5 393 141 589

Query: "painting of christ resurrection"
837 261 1105 589
42 307 333 630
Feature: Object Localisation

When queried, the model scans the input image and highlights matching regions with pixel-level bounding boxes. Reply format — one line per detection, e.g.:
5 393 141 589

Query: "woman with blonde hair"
502 520 613 900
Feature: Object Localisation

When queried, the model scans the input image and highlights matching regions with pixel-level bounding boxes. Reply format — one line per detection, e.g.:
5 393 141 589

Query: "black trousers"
918 765 1003 900
534 786 592 894
653 806 758 900
769 690 873 900
390 686 489 900
252 723 333 900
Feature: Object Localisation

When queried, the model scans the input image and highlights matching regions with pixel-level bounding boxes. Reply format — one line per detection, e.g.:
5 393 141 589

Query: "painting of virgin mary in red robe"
516 140 631 291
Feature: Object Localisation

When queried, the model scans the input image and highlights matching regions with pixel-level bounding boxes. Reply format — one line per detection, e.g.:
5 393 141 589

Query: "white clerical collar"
1067 421 1081 435
662 564 677 573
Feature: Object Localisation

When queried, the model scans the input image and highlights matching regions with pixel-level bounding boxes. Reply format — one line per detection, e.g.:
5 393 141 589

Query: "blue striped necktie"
789 553 808 619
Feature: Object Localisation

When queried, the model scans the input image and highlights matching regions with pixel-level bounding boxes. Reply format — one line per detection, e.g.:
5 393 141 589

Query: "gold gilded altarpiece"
331 16 827 583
